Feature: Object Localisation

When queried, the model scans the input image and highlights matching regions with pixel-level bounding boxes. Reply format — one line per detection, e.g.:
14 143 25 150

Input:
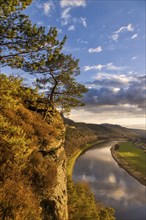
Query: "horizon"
65 112 146 130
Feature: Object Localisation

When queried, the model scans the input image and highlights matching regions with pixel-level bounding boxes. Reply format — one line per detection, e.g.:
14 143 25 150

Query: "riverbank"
67 140 105 176
111 143 146 186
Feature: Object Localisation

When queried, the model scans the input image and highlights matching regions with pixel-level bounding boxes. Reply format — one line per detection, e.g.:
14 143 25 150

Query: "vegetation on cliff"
0 74 116 219
0 74 67 219
67 178 116 220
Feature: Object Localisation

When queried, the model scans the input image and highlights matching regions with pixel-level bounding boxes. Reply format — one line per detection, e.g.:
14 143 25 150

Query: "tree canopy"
33 53 88 115
0 0 32 16
0 0 88 116
0 0 66 70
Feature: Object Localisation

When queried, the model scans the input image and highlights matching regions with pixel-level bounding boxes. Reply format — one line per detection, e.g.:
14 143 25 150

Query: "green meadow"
117 142 146 176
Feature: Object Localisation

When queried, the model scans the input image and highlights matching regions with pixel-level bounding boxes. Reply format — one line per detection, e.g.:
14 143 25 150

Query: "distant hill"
64 117 145 141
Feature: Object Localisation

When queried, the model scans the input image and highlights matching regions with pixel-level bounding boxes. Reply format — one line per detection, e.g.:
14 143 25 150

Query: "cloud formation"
43 1 55 15
84 63 126 71
61 7 71 25
56 28 63 34
83 73 145 109
131 56 137 60
77 39 88 44
80 17 87 27
88 46 102 53
112 23 134 41
60 0 86 8
61 8 87 28
131 33 138 39
68 25 75 31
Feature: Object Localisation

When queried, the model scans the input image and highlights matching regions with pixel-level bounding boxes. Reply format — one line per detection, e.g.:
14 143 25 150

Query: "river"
73 141 146 220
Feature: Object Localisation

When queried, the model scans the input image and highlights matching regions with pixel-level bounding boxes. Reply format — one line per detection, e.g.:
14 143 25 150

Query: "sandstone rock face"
39 109 68 220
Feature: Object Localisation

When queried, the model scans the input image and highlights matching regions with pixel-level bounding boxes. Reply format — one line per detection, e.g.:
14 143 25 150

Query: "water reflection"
73 141 146 220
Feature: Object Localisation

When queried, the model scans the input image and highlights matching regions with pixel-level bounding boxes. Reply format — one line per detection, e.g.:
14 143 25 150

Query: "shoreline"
110 145 146 186
67 140 106 177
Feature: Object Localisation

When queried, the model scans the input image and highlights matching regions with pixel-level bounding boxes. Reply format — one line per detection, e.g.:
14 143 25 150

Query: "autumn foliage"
0 74 60 219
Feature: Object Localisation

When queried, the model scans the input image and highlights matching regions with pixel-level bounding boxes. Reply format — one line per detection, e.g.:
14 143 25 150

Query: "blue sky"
18 0 146 128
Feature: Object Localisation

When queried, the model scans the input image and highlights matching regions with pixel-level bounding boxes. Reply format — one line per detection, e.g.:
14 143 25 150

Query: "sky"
13 0 146 129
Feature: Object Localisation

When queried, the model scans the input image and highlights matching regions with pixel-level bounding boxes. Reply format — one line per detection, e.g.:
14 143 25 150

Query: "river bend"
73 141 146 220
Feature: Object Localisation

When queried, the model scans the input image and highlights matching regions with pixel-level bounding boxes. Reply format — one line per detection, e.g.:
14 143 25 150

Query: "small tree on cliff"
33 52 88 119
0 0 88 119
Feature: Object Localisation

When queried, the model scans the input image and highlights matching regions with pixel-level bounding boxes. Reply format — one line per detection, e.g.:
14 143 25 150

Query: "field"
117 142 146 176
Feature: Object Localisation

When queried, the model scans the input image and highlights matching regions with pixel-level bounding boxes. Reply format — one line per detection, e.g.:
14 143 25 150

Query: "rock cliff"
38 109 68 220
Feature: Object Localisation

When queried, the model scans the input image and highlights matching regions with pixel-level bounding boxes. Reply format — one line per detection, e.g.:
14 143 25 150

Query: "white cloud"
68 25 75 31
132 56 137 60
115 23 134 34
93 72 131 84
56 28 63 33
131 33 138 39
60 4 87 28
77 39 88 44
112 34 119 42
60 0 86 8
69 107 145 129
84 63 126 71
44 1 55 15
88 46 102 53
37 21 45 26
61 7 71 25
112 23 134 41
84 65 104 71
125 23 134 31
106 63 125 71
80 17 87 28
112 88 120 93
68 72 145 129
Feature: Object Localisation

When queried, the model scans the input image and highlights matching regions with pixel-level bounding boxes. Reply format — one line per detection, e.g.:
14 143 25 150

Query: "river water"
73 141 146 220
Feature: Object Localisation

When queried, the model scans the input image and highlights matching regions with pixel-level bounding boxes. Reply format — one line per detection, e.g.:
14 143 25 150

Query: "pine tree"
0 0 66 70
33 53 88 118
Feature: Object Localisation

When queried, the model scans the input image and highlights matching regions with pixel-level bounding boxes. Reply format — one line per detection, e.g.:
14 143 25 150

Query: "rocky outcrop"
28 107 68 220
40 109 68 220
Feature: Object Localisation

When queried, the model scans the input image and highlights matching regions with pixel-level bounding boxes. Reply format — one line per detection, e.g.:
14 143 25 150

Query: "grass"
117 142 146 176
67 140 105 176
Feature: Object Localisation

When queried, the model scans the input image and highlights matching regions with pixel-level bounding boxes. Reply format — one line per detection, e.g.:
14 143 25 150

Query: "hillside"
65 117 145 138
0 74 68 219
64 117 145 156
